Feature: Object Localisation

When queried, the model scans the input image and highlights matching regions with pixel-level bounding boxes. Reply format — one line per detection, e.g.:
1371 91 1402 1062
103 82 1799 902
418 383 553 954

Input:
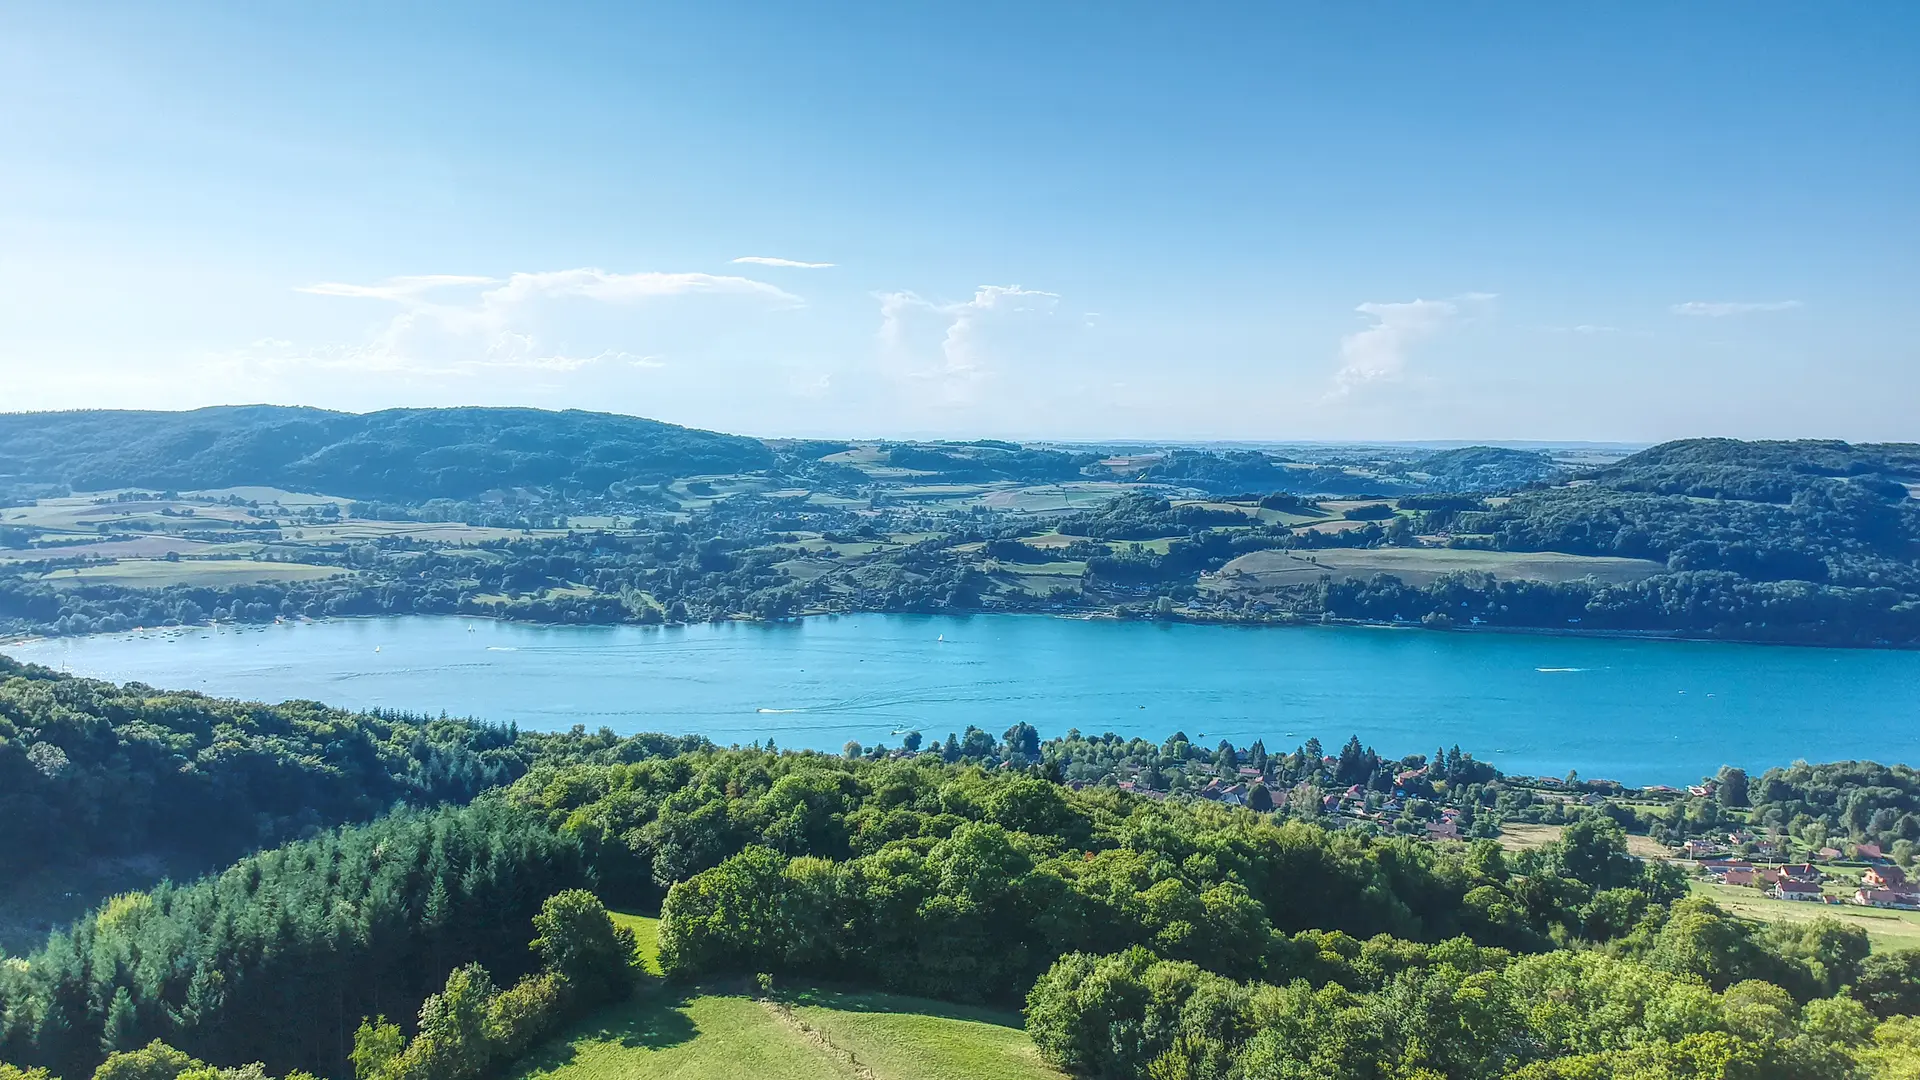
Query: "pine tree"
99 987 138 1058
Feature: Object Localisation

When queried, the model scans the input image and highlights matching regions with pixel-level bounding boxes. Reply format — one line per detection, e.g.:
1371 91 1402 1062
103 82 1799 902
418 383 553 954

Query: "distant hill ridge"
1594 437 1920 502
2 405 1913 505
0 405 775 501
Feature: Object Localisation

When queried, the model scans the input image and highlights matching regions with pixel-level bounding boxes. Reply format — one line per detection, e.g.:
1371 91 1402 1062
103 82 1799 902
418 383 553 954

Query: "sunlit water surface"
8 614 1919 785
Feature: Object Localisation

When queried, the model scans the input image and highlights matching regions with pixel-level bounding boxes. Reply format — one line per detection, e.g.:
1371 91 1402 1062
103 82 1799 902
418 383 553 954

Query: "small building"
1773 881 1824 902
1784 863 1824 883
1865 865 1910 890
1818 847 1843 862
1857 843 1886 861
1854 888 1920 910
1722 867 1758 887
1426 820 1460 840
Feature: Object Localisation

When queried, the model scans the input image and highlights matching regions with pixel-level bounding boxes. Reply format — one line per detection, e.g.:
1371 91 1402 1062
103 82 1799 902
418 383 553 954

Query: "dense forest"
0 654 705 880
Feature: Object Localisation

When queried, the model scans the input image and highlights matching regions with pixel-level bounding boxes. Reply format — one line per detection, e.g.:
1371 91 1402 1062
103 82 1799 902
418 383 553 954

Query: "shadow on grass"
773 984 1026 1030
509 980 699 1073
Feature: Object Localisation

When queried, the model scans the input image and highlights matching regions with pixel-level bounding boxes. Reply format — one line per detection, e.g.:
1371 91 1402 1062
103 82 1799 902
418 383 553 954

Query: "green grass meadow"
1687 881 1920 953
508 914 1064 1080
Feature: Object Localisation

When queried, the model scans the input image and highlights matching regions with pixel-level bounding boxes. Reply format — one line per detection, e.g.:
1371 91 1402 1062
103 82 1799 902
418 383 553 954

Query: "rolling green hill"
0 405 774 501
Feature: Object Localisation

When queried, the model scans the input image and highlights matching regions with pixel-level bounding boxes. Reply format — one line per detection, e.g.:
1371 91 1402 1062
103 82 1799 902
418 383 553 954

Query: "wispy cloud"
296 275 497 301
263 267 798 377
484 268 799 307
732 256 836 269
1670 300 1803 317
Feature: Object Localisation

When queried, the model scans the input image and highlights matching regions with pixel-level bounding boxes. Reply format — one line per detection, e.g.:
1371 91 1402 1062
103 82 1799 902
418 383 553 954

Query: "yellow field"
39 559 348 588
1215 547 1667 588
182 486 353 508
288 521 569 543
978 483 1140 512
1495 822 1669 860
0 536 237 562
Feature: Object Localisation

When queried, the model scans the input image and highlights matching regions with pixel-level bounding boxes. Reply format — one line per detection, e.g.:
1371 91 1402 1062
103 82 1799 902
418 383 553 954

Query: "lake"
6 614 1918 785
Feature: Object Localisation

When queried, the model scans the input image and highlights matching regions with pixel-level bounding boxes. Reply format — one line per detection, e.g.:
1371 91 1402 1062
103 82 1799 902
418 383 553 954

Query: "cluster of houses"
1856 858 1918 910
1681 831 1784 860
1320 782 1465 838
1695 838 1919 910
1700 858 1826 900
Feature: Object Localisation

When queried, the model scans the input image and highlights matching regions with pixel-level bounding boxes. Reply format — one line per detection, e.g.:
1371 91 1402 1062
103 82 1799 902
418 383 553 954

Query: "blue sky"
2 3 1914 441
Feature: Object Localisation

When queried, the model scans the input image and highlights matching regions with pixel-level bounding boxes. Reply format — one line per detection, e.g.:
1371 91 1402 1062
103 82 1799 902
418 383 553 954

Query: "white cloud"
1670 300 1803 317
731 256 836 269
483 268 799 307
875 285 1063 404
295 274 497 301
1327 292 1497 399
256 267 798 378
1330 298 1457 397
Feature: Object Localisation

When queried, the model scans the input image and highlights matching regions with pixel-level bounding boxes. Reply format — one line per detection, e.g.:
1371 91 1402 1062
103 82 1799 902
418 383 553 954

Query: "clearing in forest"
512 914 1062 1080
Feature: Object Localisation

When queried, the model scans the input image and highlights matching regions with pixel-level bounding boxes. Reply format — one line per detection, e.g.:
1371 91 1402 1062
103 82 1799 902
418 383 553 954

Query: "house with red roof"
1773 880 1824 902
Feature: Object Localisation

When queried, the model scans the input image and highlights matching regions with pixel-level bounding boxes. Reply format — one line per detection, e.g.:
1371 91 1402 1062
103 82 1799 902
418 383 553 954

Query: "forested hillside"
7 733 1920 1079
0 654 706 878
0 406 773 501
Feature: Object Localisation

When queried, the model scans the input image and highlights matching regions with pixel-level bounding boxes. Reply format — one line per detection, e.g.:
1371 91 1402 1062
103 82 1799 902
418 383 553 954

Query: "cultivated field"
0 536 233 562
978 482 1140 512
1213 547 1668 588
38 559 349 588
1496 822 1669 860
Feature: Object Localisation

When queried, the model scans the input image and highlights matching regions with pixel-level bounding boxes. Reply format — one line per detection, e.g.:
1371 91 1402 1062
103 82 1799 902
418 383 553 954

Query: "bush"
530 890 638 1005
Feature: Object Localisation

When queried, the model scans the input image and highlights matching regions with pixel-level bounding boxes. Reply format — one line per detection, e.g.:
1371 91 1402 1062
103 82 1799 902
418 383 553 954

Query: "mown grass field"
1496 822 1669 860
511 990 1063 1080
0 536 234 562
39 559 349 588
1216 546 1668 588
978 482 1139 512
510 915 1063 1080
1688 880 1920 952
609 910 662 975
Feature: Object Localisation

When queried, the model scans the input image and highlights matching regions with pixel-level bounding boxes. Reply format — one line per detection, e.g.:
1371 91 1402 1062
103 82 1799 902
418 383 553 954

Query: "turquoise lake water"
6 614 1918 785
